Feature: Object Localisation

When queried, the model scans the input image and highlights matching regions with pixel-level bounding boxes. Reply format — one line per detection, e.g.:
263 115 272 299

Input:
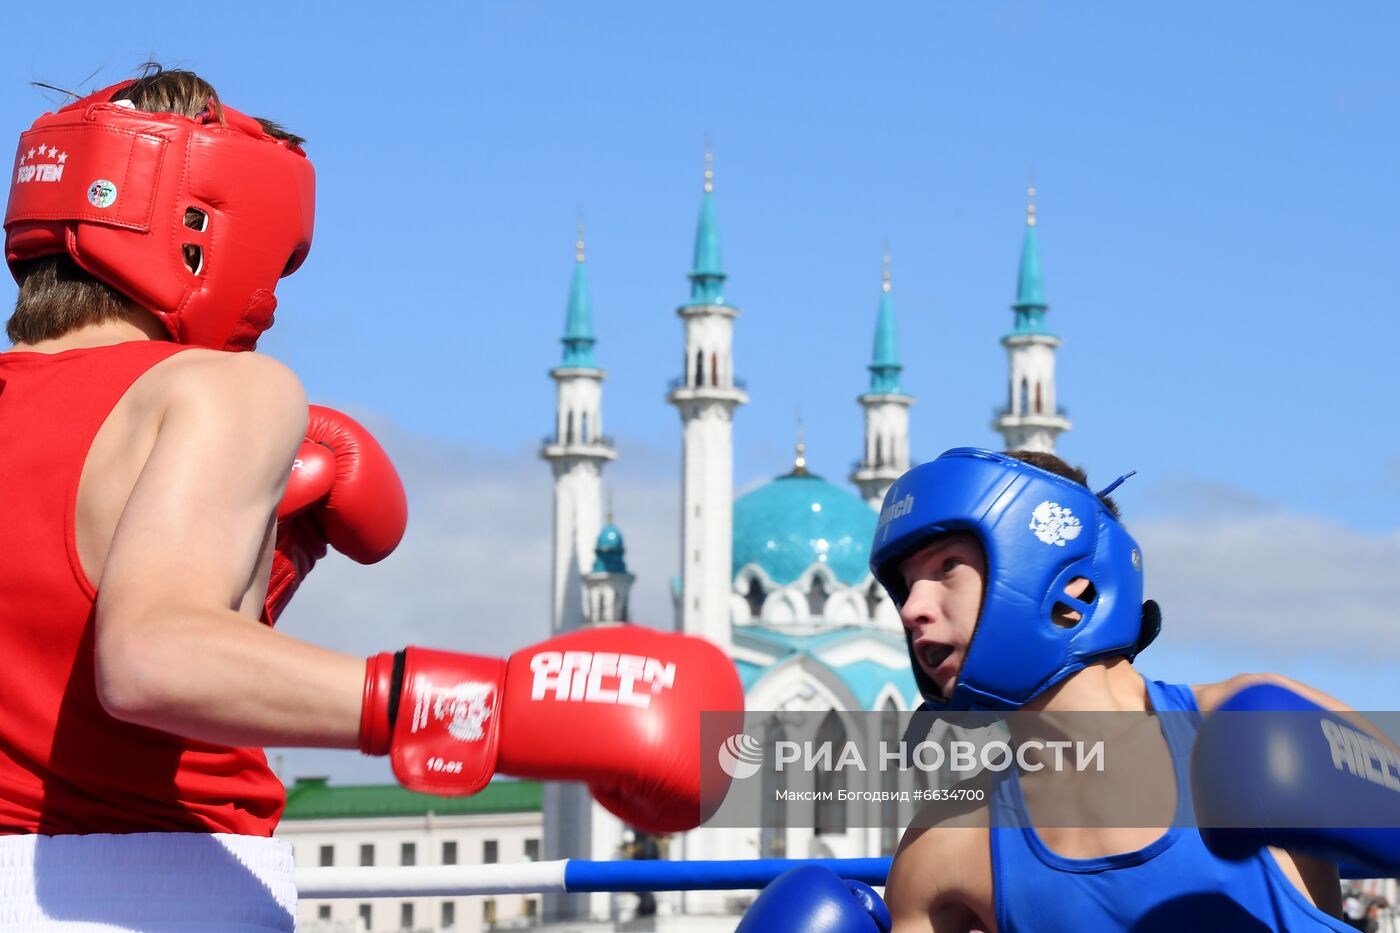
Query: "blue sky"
4 3 1397 780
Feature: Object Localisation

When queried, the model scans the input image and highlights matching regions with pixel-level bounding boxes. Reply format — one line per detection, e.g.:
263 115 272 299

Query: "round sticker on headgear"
87 179 117 209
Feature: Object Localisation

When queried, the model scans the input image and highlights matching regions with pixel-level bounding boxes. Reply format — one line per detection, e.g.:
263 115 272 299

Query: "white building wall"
854 395 913 508
671 303 744 654
554 375 604 446
863 402 910 472
680 314 737 390
1006 339 1060 420
679 401 737 652
548 458 604 635
996 333 1070 454
278 811 542 933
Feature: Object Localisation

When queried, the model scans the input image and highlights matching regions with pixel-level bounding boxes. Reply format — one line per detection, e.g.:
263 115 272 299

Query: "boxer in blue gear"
736 865 891 933
869 449 1396 932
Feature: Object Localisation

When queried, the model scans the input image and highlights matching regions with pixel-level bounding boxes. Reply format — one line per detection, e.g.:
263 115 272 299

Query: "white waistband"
0 833 296 932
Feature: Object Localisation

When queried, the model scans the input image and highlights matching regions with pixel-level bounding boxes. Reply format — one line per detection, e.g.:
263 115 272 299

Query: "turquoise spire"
560 221 598 368
592 523 628 573
869 250 904 394
1011 184 1051 336
686 146 726 306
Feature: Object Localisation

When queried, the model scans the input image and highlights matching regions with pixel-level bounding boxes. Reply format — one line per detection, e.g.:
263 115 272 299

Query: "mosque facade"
539 162 1070 928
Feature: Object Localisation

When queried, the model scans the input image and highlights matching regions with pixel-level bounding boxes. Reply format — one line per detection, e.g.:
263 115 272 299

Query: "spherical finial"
703 137 714 194
575 216 586 263
792 411 808 476
1026 182 1037 228
881 247 892 294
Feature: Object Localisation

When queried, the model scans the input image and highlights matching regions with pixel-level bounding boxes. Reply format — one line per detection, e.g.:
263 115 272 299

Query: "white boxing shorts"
0 833 296 931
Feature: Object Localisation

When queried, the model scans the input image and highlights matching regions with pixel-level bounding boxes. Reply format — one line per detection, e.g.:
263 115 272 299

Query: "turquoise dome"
732 474 876 586
593 524 627 573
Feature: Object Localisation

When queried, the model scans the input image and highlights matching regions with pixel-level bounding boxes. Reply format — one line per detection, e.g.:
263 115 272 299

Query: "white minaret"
541 224 615 634
667 150 746 654
540 227 621 925
851 251 914 508
993 184 1071 453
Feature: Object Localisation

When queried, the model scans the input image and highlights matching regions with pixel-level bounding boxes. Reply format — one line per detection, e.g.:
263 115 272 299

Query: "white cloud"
1133 484 1400 664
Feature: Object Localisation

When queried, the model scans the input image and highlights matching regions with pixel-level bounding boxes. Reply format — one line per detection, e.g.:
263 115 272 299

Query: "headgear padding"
4 80 314 351
871 448 1151 711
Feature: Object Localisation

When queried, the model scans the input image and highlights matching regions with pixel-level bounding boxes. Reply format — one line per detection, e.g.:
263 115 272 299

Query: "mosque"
537 157 1072 928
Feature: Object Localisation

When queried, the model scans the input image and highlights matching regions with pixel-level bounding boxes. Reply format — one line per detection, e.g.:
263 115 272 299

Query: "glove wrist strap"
359 651 400 756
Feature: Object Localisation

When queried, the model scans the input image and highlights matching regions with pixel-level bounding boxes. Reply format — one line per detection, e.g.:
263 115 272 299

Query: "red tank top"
0 340 284 835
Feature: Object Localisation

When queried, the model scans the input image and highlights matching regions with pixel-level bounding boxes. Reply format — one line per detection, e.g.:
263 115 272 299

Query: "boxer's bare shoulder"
77 348 307 584
1192 672 1347 715
888 792 995 933
139 348 306 420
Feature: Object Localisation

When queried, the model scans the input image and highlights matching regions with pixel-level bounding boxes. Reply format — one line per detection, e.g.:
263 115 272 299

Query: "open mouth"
918 643 953 674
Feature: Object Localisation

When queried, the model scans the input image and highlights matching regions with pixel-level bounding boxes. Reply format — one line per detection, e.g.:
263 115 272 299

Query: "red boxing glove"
264 405 408 624
361 626 745 834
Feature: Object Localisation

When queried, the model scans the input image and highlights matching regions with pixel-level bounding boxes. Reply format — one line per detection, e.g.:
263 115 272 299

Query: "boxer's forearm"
96 604 364 748
1209 674 1400 762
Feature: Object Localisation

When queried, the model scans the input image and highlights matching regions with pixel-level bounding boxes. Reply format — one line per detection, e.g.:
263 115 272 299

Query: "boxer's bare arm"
1193 672 1353 718
94 351 365 748
887 801 995 933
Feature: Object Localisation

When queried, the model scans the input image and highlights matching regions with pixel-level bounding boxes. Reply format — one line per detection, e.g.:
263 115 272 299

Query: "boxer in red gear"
1 66 742 931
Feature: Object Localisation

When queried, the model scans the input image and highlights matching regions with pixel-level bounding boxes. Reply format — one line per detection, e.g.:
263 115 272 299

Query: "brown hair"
1005 449 1122 520
6 64 303 345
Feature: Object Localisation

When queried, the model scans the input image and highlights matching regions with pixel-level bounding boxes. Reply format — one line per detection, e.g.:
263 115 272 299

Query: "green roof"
282 778 542 820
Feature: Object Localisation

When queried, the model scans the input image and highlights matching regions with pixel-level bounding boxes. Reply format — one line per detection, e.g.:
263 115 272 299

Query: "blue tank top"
988 679 1350 932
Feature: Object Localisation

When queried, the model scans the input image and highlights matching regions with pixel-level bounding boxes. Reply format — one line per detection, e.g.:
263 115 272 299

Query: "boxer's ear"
1133 600 1162 658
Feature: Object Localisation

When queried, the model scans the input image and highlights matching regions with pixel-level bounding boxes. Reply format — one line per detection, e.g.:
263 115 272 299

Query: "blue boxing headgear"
871 448 1158 712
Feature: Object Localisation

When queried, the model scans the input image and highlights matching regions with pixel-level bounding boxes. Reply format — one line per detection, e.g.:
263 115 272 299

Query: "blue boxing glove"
736 865 891 933
1191 682 1400 876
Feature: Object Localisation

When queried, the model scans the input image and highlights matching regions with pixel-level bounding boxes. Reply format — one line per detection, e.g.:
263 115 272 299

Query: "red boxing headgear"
3 81 315 351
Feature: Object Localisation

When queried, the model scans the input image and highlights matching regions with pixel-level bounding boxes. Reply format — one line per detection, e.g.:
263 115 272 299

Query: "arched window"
1035 382 1043 415
807 576 828 618
711 351 720 387
1019 378 1029 416
694 350 705 387
875 436 885 468
865 582 884 621
565 412 575 444
745 578 766 619
881 699 901 855
815 711 847 835
580 412 589 444
761 717 788 858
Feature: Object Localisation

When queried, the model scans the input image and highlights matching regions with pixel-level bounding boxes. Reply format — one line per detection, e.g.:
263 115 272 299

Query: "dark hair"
6 64 304 345
1004 449 1122 520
